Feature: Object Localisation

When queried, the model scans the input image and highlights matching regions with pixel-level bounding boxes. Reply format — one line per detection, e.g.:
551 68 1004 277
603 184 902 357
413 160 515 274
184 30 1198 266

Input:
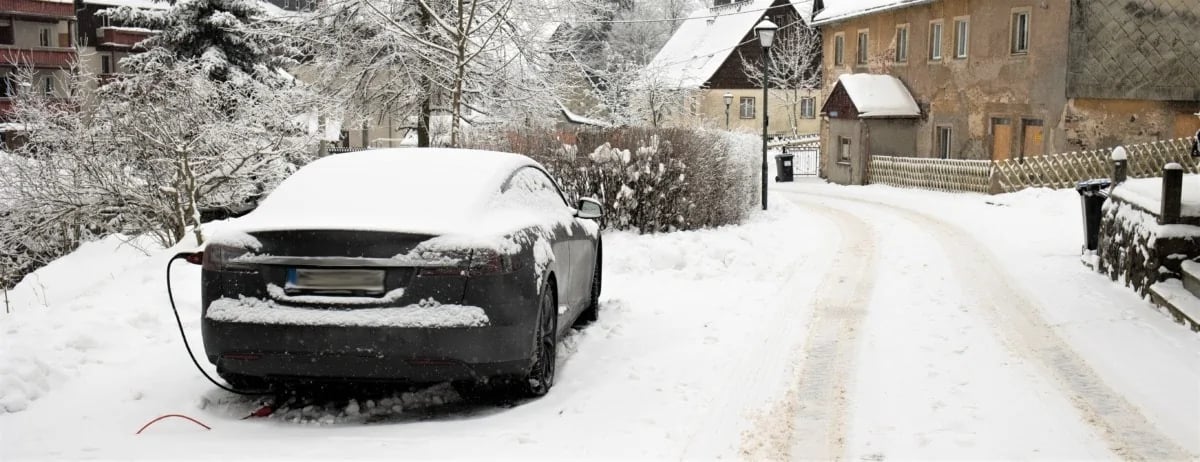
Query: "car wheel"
517 281 558 397
575 244 601 326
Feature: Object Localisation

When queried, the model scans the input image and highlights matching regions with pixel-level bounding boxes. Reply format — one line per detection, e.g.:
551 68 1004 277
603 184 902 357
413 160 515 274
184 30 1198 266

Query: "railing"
992 137 1197 193
865 136 1198 195
0 0 74 19
0 46 74 68
96 27 154 48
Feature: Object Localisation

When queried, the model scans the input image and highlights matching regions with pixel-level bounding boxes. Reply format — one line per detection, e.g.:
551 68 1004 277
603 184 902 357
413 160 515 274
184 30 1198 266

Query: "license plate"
286 268 385 294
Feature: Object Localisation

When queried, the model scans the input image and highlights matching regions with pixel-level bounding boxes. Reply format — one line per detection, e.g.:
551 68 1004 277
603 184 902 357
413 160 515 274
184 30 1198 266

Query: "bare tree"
739 22 821 135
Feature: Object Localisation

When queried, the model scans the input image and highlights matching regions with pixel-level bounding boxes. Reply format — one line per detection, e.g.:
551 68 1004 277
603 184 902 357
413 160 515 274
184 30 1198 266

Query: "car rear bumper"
201 319 536 383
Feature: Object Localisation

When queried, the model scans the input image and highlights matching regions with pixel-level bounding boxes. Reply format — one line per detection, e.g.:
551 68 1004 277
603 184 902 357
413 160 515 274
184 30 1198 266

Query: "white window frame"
838 136 852 162
39 28 51 47
895 24 909 63
833 32 845 66
929 20 943 61
856 29 869 66
43 76 53 95
800 97 815 119
954 17 969 58
101 55 111 74
1011 9 1030 54
739 96 756 119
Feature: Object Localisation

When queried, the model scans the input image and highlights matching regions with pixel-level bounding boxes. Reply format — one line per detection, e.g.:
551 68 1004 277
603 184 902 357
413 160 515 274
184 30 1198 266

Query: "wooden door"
991 118 1012 161
1021 120 1045 159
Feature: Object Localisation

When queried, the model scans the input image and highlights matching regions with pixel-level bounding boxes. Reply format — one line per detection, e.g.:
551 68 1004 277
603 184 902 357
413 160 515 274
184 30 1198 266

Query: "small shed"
821 74 921 185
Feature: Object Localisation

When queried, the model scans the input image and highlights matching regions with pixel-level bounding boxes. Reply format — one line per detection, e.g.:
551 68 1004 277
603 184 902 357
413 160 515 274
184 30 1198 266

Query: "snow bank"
206 297 488 328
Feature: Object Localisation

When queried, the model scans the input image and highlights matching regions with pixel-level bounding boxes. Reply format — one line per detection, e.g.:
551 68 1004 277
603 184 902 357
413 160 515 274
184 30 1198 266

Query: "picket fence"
867 137 1198 194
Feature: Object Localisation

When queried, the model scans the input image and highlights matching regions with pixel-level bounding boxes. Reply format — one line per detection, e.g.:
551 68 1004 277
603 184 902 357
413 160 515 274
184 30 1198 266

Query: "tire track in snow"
793 190 1192 461
740 196 878 461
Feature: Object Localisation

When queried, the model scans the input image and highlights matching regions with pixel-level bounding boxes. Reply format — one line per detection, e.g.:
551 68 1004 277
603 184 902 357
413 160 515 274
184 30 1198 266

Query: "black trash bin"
775 151 795 182
1075 179 1111 252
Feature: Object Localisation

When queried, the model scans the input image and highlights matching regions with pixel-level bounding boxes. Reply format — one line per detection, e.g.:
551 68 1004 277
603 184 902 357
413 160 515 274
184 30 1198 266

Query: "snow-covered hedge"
472 128 759 233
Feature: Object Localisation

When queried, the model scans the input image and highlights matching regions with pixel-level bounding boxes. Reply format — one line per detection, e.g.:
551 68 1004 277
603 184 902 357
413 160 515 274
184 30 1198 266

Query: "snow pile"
812 0 931 24
206 296 488 328
1111 175 1200 219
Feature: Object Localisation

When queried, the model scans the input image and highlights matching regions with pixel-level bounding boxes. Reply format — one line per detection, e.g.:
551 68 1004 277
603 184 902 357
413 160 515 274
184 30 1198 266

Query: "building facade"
0 0 76 116
644 0 822 136
813 0 1200 172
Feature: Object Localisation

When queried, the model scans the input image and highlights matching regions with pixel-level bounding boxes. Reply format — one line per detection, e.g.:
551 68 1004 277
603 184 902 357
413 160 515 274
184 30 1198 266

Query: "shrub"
470 127 759 233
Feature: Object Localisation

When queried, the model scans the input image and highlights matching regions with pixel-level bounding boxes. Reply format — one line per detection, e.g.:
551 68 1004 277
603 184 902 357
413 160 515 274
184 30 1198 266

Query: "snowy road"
3 180 1199 460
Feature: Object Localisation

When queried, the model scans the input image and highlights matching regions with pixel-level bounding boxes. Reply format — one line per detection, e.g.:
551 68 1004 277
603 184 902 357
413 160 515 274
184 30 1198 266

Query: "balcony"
96 27 155 50
0 45 73 68
0 0 74 20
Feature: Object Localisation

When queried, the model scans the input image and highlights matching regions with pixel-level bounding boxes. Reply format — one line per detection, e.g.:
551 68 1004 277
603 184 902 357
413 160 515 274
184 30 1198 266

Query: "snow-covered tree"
287 0 606 147
104 0 296 89
739 22 821 134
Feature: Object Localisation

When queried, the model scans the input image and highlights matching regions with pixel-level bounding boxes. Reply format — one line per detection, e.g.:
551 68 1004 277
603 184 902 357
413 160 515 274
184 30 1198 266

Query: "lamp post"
755 19 777 211
723 92 733 130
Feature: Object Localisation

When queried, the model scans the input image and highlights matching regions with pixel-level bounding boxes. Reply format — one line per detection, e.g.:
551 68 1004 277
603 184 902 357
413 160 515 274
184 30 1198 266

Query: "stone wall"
1097 195 1200 295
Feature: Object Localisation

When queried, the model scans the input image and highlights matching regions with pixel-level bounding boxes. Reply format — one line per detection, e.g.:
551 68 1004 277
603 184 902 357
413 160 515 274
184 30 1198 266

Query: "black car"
197 148 603 397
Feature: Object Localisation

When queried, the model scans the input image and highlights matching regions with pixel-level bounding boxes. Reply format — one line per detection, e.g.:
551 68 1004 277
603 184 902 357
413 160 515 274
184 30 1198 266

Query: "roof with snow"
643 0 812 90
811 0 934 25
829 74 920 118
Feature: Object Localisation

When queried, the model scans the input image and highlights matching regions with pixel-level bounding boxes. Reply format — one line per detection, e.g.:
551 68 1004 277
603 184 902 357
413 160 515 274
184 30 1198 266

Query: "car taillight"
202 244 256 272
467 249 520 276
417 249 518 277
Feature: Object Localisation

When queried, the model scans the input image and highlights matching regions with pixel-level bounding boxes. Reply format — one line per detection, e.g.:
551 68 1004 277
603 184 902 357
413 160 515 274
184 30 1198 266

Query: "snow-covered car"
197 149 603 397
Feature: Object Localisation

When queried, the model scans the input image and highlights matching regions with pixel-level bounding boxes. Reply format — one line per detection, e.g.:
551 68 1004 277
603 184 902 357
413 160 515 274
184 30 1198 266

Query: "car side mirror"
576 197 603 220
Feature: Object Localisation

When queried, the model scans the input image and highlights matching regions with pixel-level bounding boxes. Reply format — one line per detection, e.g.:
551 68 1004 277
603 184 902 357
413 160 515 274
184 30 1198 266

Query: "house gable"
821 83 859 119
704 0 807 89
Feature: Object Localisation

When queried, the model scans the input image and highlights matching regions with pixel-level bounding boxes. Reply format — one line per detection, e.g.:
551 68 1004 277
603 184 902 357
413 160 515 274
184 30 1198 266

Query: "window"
101 56 111 74
39 28 51 47
834 33 845 66
800 97 815 119
43 77 53 95
954 18 969 58
838 137 852 162
1011 10 1030 54
929 20 943 61
936 126 952 159
895 24 909 63
0 20 12 45
856 30 869 65
739 97 755 119
499 167 569 209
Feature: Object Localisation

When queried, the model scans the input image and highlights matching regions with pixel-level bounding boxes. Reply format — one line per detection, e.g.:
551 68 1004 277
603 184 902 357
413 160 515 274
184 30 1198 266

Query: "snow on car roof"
231 148 539 236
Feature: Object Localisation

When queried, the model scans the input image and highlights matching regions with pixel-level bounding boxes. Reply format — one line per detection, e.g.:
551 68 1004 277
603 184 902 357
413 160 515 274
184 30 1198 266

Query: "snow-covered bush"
471 127 758 233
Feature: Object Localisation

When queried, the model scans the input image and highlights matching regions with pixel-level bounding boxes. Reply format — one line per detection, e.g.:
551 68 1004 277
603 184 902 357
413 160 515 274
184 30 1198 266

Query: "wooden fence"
867 136 1198 194
869 156 993 194
992 137 1198 193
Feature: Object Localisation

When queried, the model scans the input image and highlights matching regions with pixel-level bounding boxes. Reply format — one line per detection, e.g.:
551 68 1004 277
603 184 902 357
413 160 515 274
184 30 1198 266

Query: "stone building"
812 0 1200 184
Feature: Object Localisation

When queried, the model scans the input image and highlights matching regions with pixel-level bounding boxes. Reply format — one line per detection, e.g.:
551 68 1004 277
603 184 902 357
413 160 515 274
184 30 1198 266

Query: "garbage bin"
774 151 795 182
1075 179 1111 252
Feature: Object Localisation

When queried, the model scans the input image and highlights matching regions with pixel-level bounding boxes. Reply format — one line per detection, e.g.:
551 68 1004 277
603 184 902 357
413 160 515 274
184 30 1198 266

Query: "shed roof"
831 74 920 118
811 0 934 25
642 0 811 90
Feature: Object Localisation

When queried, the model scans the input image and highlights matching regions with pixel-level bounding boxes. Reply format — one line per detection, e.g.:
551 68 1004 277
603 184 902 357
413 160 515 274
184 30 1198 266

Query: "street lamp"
723 92 733 130
755 19 777 211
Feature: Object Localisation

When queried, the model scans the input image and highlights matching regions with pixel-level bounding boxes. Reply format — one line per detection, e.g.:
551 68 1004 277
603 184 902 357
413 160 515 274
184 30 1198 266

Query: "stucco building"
813 0 1200 184
644 0 822 136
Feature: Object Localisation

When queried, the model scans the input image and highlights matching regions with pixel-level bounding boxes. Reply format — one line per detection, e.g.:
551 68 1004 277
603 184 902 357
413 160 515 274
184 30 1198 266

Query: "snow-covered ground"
2 179 1198 460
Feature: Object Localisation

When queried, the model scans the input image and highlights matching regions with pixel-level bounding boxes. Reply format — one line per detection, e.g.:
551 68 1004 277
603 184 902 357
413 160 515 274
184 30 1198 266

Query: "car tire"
515 281 558 397
575 243 601 326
